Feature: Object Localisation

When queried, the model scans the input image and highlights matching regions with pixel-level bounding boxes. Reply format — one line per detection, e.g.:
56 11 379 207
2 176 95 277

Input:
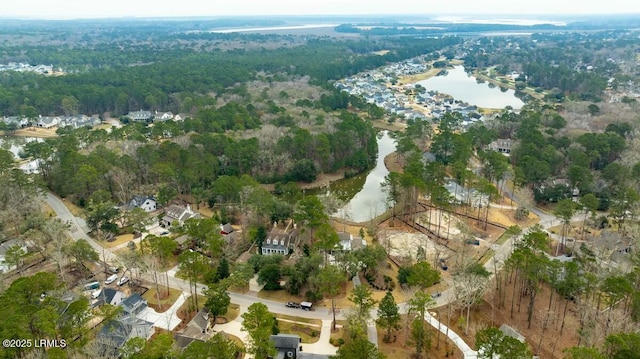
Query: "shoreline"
295 121 402 191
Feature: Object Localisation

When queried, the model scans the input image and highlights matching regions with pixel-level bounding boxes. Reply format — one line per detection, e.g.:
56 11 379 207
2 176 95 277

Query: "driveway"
138 292 188 331
299 320 338 356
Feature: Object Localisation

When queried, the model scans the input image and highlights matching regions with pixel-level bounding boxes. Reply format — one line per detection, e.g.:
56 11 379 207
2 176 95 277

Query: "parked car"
105 274 118 285
91 289 102 299
107 266 120 274
84 280 100 290
431 291 442 299
301 301 313 311
117 276 130 286
286 301 300 308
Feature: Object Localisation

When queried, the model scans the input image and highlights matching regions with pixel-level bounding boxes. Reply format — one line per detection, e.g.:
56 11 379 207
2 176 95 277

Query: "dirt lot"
377 314 464 359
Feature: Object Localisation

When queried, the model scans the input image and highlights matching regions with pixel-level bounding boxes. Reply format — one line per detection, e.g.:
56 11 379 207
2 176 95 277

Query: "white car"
91 289 102 299
105 274 118 285
117 276 130 286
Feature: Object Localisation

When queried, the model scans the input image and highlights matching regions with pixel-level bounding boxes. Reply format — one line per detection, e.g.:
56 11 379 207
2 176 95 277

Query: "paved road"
44 192 119 276
44 189 571 359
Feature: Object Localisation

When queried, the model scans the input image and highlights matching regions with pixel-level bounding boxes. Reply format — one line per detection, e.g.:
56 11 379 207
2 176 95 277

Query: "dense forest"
0 26 459 116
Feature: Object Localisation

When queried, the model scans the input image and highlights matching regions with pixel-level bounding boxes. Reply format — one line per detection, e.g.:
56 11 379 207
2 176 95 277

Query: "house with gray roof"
261 222 299 256
160 205 201 229
499 324 525 342
96 315 155 357
270 334 302 359
92 288 126 308
336 232 365 252
220 223 236 243
127 195 157 212
182 308 212 339
120 293 148 316
444 180 489 208
36 115 61 129
127 110 153 122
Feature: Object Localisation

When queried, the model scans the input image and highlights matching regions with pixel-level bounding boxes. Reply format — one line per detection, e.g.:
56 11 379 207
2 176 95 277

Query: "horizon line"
0 12 639 21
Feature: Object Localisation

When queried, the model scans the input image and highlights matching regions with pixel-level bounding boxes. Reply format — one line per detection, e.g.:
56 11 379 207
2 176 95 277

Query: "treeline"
463 31 635 101
27 109 376 207
0 35 460 117
497 108 636 216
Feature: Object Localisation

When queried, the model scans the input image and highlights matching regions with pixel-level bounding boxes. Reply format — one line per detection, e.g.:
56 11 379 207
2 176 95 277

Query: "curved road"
44 190 577 358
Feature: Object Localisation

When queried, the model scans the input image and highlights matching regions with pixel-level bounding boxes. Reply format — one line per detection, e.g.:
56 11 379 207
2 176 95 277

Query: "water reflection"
310 130 397 223
417 65 524 109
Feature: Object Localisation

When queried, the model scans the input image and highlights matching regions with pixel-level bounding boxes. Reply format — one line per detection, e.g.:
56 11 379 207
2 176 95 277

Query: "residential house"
422 152 436 164
60 115 101 129
174 114 189 121
36 115 61 129
261 222 299 256
160 205 201 229
444 180 489 208
0 239 28 273
127 195 158 212
337 232 366 252
487 138 515 155
92 288 126 307
154 111 174 121
127 110 153 122
270 334 302 359
220 223 236 243
2 116 26 128
96 315 155 357
183 308 212 338
551 178 580 198
173 334 204 351
588 231 634 271
95 293 155 356
120 293 148 317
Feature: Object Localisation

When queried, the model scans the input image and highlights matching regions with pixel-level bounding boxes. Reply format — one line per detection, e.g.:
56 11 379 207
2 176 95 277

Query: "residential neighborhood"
2 12 640 359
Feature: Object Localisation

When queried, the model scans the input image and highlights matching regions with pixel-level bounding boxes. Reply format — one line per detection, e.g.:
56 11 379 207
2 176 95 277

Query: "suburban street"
42 189 578 359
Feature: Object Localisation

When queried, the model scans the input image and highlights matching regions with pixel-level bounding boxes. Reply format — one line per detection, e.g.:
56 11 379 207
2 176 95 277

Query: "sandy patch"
416 210 462 239
397 67 443 85
380 229 457 267
8 127 58 138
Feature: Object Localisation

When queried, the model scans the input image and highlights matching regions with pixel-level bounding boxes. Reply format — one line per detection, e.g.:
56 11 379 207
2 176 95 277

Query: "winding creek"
311 130 397 223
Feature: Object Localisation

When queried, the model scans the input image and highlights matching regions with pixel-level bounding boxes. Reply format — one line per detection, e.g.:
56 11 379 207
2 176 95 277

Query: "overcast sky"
1 0 637 19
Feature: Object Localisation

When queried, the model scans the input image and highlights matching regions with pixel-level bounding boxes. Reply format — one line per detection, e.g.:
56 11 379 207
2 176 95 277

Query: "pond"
310 130 397 223
416 65 525 110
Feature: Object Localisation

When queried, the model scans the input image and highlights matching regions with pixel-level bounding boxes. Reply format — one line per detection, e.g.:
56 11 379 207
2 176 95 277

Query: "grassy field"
103 233 135 248
275 314 322 344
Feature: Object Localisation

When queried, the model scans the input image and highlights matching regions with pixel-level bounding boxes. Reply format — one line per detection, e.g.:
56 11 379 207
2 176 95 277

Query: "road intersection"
44 190 582 358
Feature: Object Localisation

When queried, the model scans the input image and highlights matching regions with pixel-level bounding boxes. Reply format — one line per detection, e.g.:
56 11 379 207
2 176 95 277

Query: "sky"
0 0 638 19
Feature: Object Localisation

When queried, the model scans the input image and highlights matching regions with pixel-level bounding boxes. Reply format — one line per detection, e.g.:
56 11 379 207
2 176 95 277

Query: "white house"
0 239 28 273
128 195 157 212
93 288 127 307
36 115 61 129
154 111 174 121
